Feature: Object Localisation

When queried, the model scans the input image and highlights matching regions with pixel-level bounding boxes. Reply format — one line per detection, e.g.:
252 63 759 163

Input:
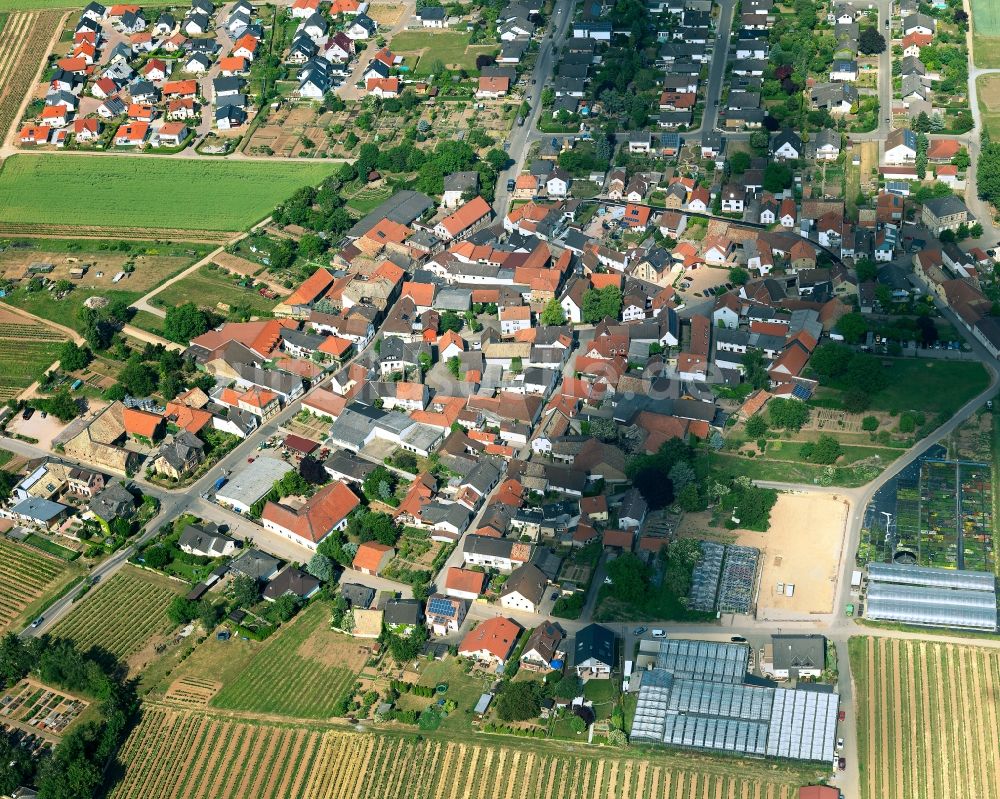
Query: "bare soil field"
733 493 848 618
367 1 407 25
0 248 197 294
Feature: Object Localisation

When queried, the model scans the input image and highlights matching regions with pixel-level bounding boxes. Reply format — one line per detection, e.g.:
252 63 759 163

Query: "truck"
213 476 228 491
845 603 855 617
850 570 863 591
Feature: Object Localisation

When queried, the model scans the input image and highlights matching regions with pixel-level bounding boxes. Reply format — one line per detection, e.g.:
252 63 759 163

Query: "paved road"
492 0 575 215
699 0 737 135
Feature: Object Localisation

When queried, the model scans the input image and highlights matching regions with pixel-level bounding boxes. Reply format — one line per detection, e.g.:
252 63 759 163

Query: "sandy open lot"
731 492 849 619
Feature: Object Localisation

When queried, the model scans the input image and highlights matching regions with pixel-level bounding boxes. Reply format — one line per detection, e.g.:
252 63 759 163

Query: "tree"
446 355 461 379
588 417 620 443
540 298 566 325
677 482 705 511
859 27 886 55
667 461 696 492
741 348 769 390
495 681 542 722
272 594 301 622
729 151 751 175
141 545 170 569
59 341 91 372
163 302 210 344
802 434 843 464
485 148 508 173
809 342 853 377
418 352 432 373
605 553 649 603
854 258 878 282
38 389 79 423
439 310 463 333
385 625 427 662
362 466 398 505
166 596 200 625
581 285 622 323
836 312 869 344
299 455 327 485
230 573 259 608
768 398 810 431
728 266 749 285
0 728 34 796
745 414 769 438
118 355 158 397
306 553 336 583
762 162 793 192
862 416 879 431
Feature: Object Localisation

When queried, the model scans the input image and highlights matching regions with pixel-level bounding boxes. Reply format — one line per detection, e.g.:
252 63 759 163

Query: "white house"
499 564 547 614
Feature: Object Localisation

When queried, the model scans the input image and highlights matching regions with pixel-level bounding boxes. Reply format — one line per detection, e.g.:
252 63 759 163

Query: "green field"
0 538 73 633
146 264 279 317
210 601 360 718
389 30 498 74
865 359 990 416
0 156 340 232
972 0 1000 67
51 566 182 660
0 0 171 10
977 74 1000 137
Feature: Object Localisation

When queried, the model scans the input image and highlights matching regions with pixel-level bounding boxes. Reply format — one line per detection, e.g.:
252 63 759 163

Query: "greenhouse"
865 563 998 631
867 562 997 592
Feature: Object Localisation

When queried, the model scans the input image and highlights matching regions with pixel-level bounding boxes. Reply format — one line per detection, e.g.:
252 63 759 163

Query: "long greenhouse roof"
867 562 996 592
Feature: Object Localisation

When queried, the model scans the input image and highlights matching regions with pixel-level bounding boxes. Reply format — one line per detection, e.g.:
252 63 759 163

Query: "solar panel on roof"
428 597 455 616
791 384 811 400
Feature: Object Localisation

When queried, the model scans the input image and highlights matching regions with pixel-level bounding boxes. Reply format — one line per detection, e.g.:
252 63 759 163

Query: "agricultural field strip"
0 539 65 626
0 11 60 142
0 223 234 244
50 570 179 658
854 638 1000 799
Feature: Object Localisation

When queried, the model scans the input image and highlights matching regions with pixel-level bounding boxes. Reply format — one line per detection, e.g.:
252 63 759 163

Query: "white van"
651 629 665 638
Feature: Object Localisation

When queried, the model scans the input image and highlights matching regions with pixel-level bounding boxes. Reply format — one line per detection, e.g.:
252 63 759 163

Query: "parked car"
633 626 647 636
506 178 515 191
21 407 34 420
838 757 846 771
838 709 846 721
837 737 844 750
651 629 666 638
30 616 43 628
730 635 747 643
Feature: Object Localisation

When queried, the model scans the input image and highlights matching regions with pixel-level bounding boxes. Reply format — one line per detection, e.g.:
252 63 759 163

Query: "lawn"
0 155 340 232
146 264 279 317
706 451 886 488
389 30 498 74
2 288 141 333
412 657 494 732
863 359 989 416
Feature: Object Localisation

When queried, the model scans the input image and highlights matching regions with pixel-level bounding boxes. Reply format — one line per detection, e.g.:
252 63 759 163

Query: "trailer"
850 570 863 590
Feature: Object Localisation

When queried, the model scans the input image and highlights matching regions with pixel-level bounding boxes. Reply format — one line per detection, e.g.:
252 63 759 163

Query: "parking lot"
674 265 733 299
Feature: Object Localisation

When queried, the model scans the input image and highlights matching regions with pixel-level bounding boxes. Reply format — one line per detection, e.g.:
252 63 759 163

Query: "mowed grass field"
50 566 182 660
389 30 498 74
972 0 1000 67
0 156 340 233
850 637 1000 799
0 538 75 633
208 601 363 719
110 709 814 799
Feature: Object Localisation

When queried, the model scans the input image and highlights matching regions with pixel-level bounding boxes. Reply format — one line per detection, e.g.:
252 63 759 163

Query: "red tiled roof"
123 408 162 438
438 196 492 237
264 482 361 544
446 567 486 595
352 540 393 572
459 616 521 661
164 402 212 433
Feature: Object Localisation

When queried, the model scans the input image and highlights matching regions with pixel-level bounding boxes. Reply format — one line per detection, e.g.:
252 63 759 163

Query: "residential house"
458 616 522 666
425 594 466 635
575 623 615 679
499 563 548 613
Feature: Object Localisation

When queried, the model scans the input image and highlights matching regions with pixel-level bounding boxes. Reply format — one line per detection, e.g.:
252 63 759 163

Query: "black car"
506 178 515 191
730 635 747 643
21 407 34 420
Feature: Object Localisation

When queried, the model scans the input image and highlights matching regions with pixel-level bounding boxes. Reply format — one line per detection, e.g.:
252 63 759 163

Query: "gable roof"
446 567 487 596
262 481 361 543
459 616 522 661
575 623 614 665
352 540 393 571
122 407 162 438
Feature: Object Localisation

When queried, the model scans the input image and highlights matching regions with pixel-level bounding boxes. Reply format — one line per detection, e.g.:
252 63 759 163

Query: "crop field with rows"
0 10 63 140
108 707 322 799
109 709 808 799
50 566 181 660
851 636 1000 799
0 538 69 632
0 313 68 400
210 601 361 718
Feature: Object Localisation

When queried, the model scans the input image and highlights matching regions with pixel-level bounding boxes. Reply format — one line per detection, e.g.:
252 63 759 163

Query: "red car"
838 757 846 771
838 710 846 721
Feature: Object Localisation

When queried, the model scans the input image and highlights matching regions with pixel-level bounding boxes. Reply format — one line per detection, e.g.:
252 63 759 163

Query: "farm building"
865 562 997 631
630 638 838 762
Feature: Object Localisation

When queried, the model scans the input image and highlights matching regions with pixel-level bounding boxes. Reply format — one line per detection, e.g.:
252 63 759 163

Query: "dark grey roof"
263 566 321 600
575 623 615 666
88 482 135 520
231 548 282 580
923 194 968 218
178 523 236 557
341 582 376 608
348 190 434 238
770 634 826 675
384 598 423 625
501 563 547 604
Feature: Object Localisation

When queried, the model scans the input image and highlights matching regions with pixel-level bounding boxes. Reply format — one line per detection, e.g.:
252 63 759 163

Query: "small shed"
474 693 493 715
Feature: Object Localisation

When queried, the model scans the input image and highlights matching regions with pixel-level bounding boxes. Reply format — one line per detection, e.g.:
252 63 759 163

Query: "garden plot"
0 679 88 736
0 312 66 400
164 676 222 709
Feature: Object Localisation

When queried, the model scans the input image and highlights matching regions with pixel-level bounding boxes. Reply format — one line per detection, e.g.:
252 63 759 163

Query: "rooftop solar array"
867 562 997 592
866 563 998 631
654 639 749 683
766 688 838 761
427 597 456 617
